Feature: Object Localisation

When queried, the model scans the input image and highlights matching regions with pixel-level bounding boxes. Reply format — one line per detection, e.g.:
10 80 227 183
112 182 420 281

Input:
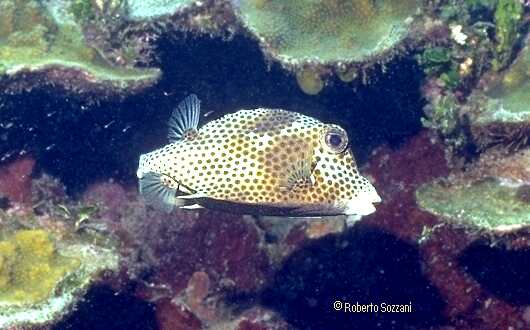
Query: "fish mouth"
343 189 382 216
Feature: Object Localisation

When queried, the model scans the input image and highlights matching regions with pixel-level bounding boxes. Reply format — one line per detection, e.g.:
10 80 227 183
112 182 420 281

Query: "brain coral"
234 0 420 68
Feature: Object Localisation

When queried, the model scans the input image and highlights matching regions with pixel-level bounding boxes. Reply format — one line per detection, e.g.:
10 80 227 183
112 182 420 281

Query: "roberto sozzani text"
333 300 413 313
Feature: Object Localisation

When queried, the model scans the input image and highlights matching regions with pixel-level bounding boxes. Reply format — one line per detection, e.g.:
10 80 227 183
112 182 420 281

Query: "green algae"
416 178 530 231
0 0 159 92
419 47 451 69
493 0 523 68
0 228 118 328
236 0 420 67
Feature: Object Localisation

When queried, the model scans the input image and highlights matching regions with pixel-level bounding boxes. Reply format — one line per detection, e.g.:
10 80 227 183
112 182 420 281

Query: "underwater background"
0 0 530 329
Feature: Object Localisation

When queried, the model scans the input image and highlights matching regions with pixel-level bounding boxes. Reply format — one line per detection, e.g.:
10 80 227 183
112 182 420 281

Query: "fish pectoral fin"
139 172 186 213
280 152 315 191
168 94 201 142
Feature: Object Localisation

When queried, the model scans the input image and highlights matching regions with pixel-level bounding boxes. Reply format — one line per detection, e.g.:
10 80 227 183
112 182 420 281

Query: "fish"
137 94 381 217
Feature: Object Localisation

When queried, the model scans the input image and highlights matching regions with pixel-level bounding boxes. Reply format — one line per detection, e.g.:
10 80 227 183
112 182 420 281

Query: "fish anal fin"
168 94 201 142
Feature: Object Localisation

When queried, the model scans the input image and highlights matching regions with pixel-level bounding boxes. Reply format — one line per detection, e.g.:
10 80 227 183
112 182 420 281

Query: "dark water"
0 33 423 195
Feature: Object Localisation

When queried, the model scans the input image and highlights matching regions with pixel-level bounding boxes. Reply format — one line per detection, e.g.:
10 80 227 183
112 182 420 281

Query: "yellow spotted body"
138 96 380 216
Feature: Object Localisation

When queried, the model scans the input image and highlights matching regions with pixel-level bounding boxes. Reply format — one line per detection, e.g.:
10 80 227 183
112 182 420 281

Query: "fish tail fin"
139 172 186 213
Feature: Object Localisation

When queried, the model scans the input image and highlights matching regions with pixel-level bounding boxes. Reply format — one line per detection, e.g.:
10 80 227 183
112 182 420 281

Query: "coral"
416 178 530 231
362 131 528 328
417 0 529 157
0 229 79 305
234 0 420 70
295 67 324 95
122 207 270 294
0 226 119 328
363 130 450 241
493 0 523 68
126 0 198 21
82 181 131 223
155 298 202 330
416 146 530 232
463 36 530 151
418 0 530 156
417 46 452 75
0 156 35 205
0 0 160 95
422 93 460 137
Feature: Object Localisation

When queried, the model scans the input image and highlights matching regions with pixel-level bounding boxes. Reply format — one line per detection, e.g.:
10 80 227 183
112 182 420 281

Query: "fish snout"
343 184 382 216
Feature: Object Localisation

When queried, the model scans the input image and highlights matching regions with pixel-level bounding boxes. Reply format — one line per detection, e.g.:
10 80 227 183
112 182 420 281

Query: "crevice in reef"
0 32 424 195
53 285 157 330
260 224 445 330
459 242 530 305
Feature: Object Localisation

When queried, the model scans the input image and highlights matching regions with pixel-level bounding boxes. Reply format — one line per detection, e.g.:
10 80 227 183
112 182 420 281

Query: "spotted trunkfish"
137 94 381 217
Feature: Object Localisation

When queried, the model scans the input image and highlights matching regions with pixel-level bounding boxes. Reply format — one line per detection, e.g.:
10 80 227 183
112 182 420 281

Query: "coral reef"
0 226 118 328
126 0 199 21
0 156 35 205
493 0 524 68
416 147 530 232
234 0 422 93
0 229 79 305
124 0 238 39
363 131 530 329
417 178 530 231
1 0 530 328
0 0 160 96
419 0 529 155
464 36 530 151
235 0 420 67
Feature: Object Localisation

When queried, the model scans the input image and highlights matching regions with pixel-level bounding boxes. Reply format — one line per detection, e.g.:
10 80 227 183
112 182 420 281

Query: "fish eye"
324 128 348 153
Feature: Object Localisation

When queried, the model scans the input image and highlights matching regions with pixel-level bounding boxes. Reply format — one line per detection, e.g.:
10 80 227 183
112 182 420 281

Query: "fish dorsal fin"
280 152 315 191
168 94 201 142
139 172 187 213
